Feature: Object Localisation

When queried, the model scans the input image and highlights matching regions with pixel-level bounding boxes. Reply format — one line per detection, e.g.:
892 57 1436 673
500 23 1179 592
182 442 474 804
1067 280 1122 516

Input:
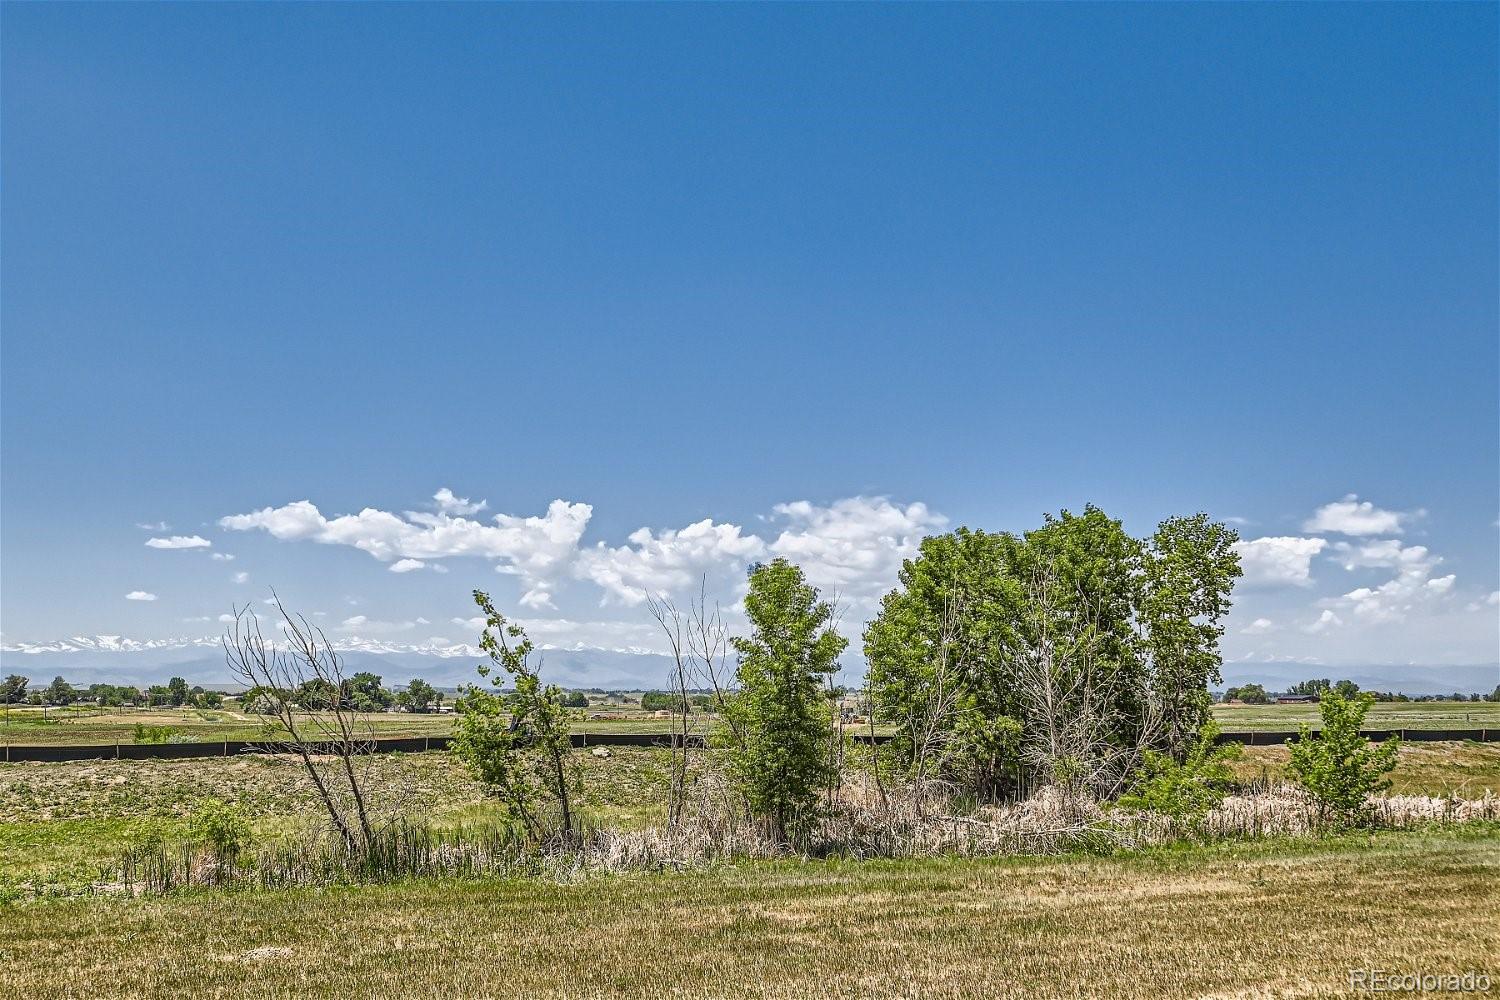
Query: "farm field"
1 828 1496 999
0 705 699 746
3 742 1497 896
4 698 1498 747
1209 699 1500 732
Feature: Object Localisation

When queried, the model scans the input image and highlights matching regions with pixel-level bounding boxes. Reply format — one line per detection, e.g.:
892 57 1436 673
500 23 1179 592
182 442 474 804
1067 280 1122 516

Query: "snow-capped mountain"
0 634 680 690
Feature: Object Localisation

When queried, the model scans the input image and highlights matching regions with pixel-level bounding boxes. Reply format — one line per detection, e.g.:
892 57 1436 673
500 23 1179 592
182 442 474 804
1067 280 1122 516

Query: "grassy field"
3 699 1496 747
2 741 1497 897
0 705 695 745
0 828 1495 998
1210 699 1500 732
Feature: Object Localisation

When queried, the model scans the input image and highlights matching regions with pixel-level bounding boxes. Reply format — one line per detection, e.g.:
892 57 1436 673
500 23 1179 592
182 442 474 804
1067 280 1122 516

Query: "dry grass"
0 828 1495 998
1233 742 1500 797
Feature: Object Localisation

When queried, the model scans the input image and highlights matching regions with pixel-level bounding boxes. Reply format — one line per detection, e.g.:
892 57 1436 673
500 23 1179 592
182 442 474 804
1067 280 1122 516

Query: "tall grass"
110 775 1500 896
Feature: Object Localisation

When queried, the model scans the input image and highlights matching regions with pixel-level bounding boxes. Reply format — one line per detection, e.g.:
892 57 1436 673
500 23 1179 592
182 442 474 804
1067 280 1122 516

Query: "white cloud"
220 496 591 597
768 497 946 609
182 616 212 623
145 535 212 550
519 587 556 610
342 615 367 628
576 518 766 605
125 591 158 601
433 488 487 516
218 613 236 623
1303 610 1343 634
389 559 426 573
136 521 170 531
211 552 236 562
1331 535 1454 623
1239 617 1276 635
1304 494 1418 536
232 571 249 584
337 615 417 635
1330 539 1431 571
415 617 430 625
1232 536 1327 586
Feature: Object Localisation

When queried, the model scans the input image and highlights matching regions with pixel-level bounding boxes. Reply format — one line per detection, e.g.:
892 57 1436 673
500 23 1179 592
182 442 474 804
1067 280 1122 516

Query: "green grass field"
1 829 1495 998
1210 699 1500 731
0 705 698 746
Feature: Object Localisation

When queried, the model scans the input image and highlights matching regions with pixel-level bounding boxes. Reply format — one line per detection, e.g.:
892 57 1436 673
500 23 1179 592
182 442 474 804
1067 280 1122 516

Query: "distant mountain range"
3 635 1495 696
0 635 681 691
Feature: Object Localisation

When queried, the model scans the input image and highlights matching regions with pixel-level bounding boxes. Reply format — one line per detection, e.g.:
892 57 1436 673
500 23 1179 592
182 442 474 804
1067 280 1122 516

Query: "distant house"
1275 694 1317 704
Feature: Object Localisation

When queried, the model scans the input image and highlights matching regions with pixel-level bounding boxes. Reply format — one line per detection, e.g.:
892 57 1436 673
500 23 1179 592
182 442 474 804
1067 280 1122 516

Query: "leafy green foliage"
720 559 847 843
44 675 75 706
0 675 28 705
398 678 439 713
1286 691 1400 827
343 672 393 713
452 591 579 841
188 797 252 859
865 506 1241 796
1224 683 1269 704
1119 722 1241 823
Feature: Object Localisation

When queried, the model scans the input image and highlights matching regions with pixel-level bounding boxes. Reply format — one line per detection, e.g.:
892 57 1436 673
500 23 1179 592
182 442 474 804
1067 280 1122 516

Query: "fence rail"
1 727 1496 762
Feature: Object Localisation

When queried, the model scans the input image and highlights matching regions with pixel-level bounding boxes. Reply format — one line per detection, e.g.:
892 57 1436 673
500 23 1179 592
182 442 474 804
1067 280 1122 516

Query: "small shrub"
1286 691 1399 827
188 798 252 859
132 724 175 745
1120 722 1241 825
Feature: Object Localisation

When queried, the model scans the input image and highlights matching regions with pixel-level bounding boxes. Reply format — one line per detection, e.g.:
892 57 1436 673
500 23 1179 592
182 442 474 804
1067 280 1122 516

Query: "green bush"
1119 722 1241 824
132 724 175 745
188 798 252 859
1286 691 1399 827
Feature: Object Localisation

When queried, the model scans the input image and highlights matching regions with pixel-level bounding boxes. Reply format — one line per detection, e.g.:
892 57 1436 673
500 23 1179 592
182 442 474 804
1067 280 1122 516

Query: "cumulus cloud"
1330 538 1454 624
1304 495 1418 536
220 497 591 597
1330 539 1432 571
576 518 766 605
145 535 212 550
232 571 249 584
1232 536 1327 586
125 591 158 601
1239 617 1276 635
1303 609 1343 634
768 497 946 608
211 552 235 562
389 559 426 573
433 488 487 516
136 521 170 531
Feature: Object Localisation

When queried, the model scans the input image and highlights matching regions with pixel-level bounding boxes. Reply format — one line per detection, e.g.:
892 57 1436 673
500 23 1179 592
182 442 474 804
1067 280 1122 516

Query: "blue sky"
2 4 1496 674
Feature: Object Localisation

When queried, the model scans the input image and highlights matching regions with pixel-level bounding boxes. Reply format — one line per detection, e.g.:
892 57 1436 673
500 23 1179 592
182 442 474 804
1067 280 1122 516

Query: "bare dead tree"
223 594 377 849
1009 565 1166 803
644 591 693 828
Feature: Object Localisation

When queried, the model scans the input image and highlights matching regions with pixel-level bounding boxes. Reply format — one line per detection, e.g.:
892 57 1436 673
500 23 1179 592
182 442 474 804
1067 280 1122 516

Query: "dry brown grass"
1 828 1495 998
1234 741 1500 797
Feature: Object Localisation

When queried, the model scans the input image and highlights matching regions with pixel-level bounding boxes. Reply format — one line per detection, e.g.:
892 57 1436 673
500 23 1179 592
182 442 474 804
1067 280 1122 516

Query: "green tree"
561 691 590 709
1226 683 1269 705
343 672 393 713
167 676 190 707
452 591 578 841
1140 514 1243 757
722 559 847 843
1288 678 1331 697
398 678 438 713
1 675 29 705
866 507 1240 796
45 675 75 706
1332 679 1360 699
1119 721 1241 825
294 678 339 710
1286 691 1399 827
639 691 677 711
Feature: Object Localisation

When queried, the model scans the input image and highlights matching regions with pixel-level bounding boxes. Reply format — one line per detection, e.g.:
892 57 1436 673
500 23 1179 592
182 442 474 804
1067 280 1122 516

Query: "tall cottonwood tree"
722 559 846 844
865 506 1240 798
